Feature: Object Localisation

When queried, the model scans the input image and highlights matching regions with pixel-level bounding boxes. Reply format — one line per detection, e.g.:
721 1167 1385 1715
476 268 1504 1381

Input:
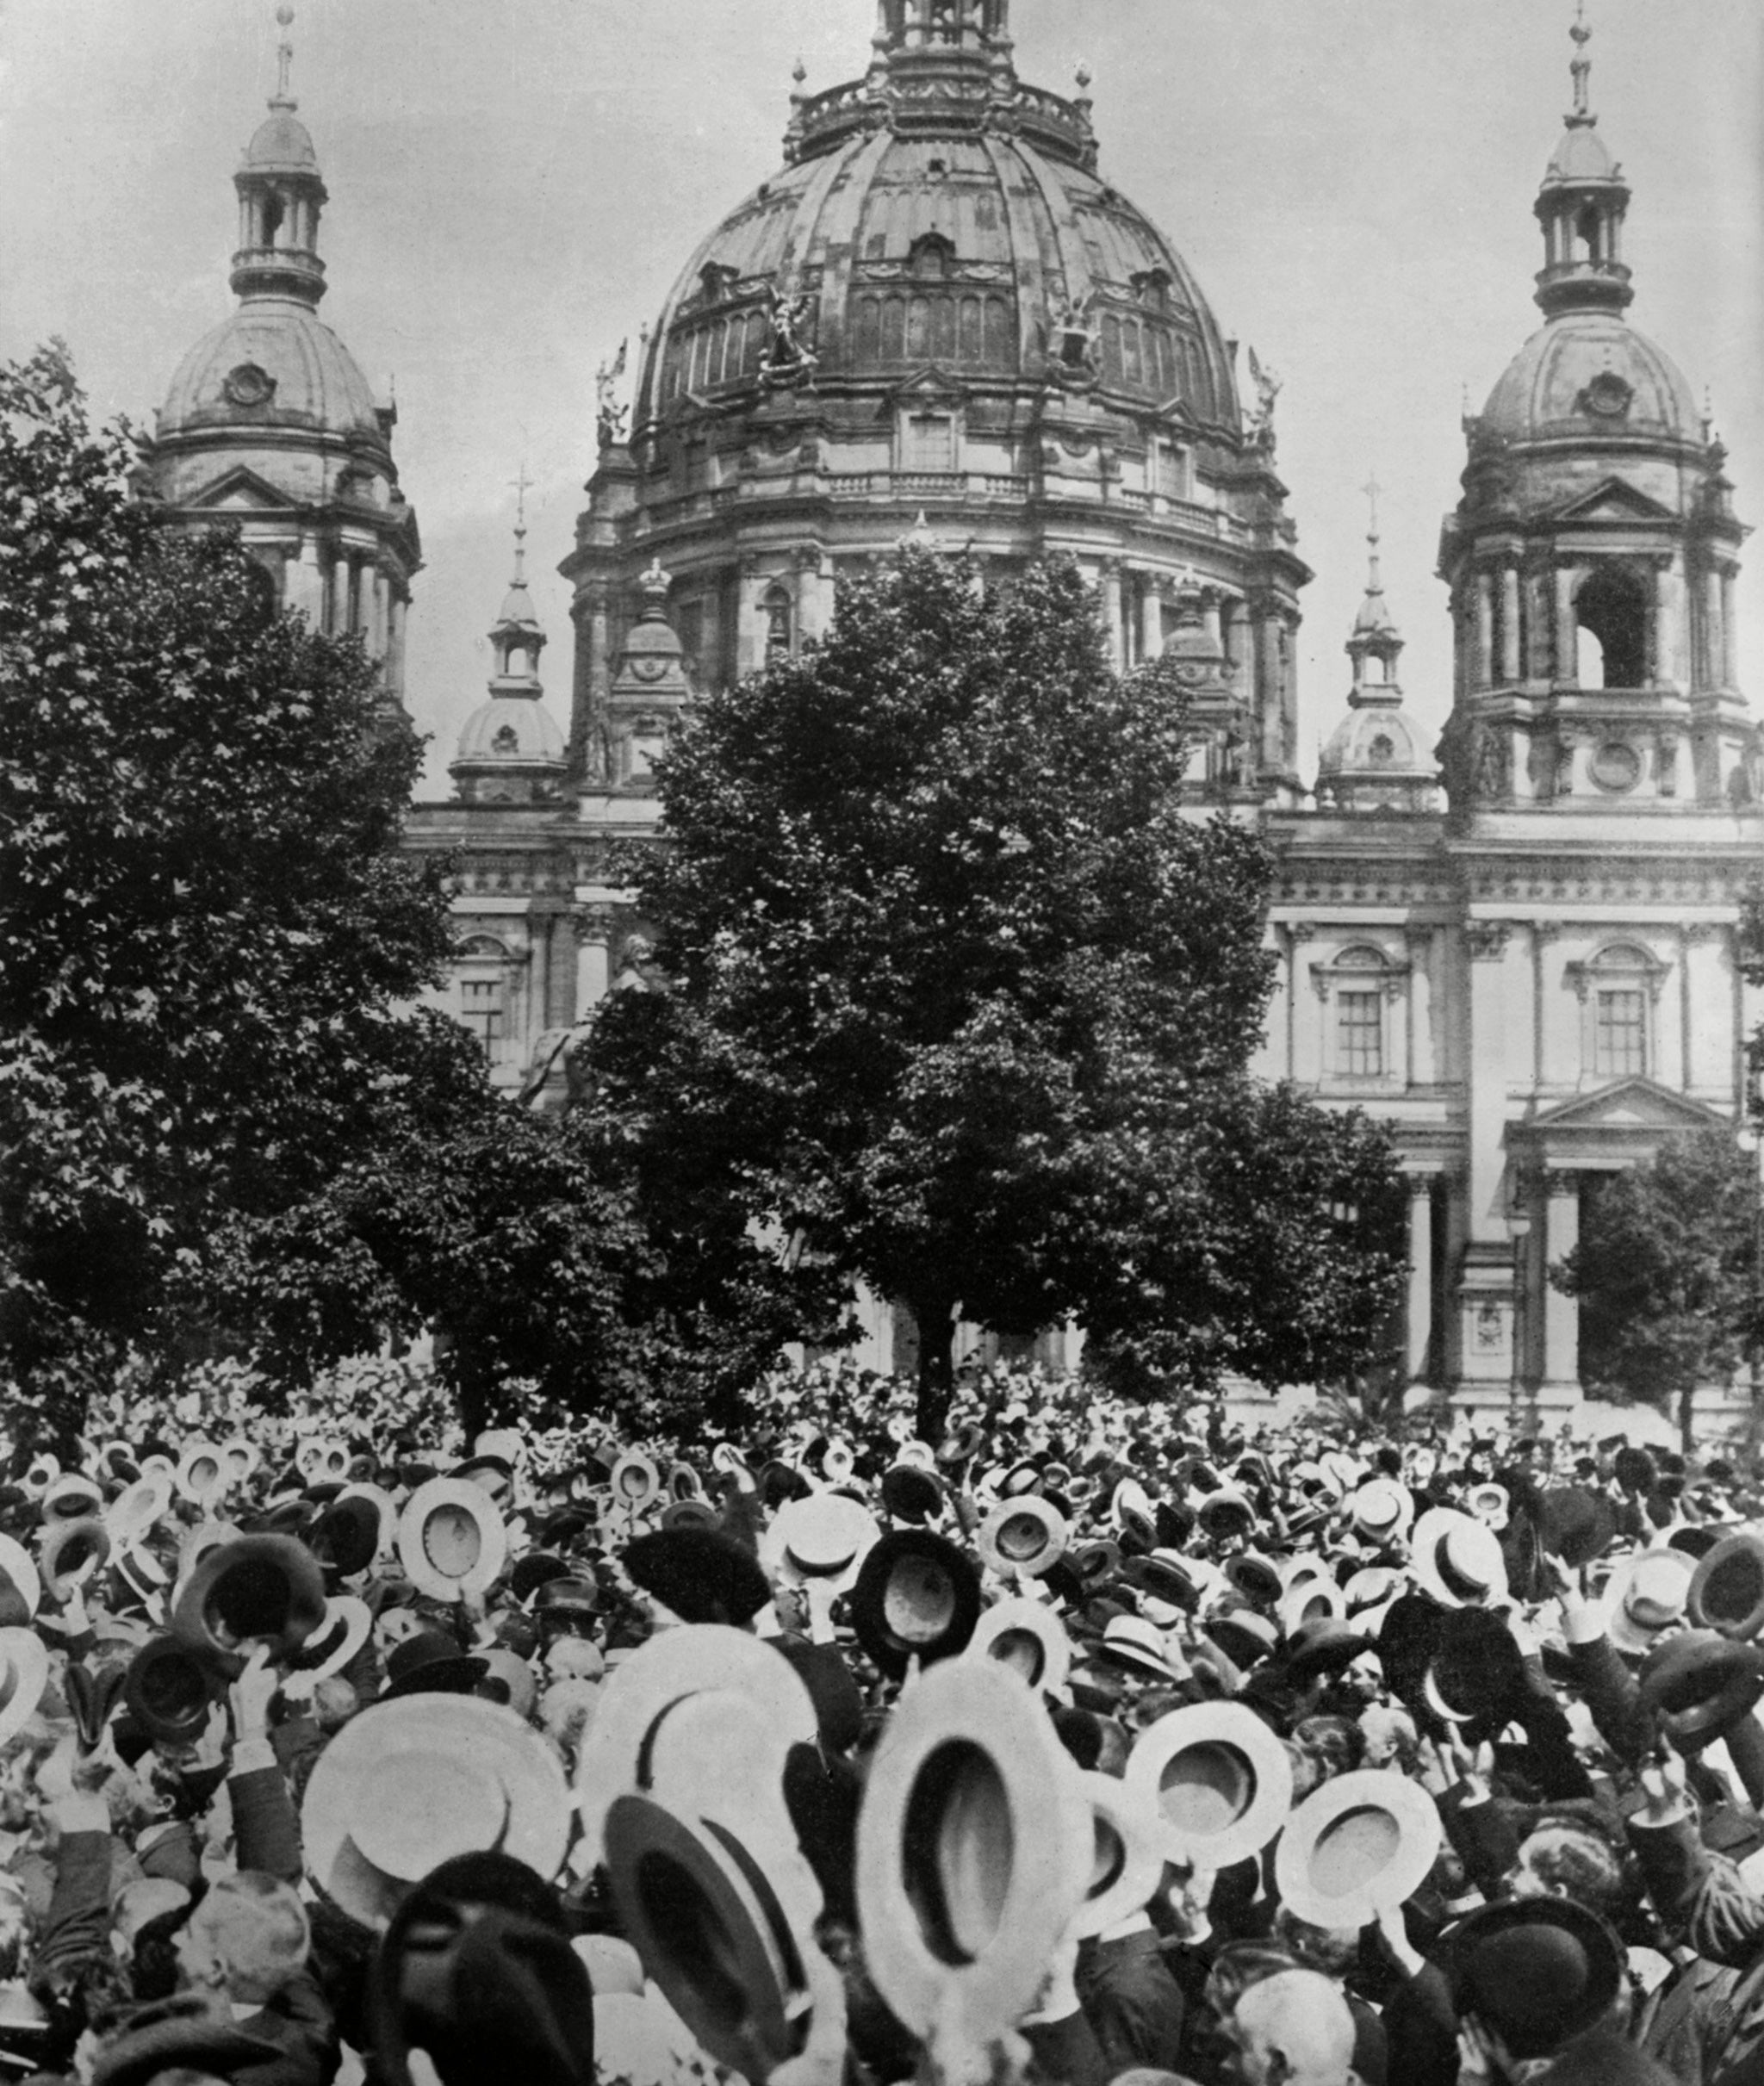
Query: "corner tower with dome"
140 7 420 723
1261 9 1760 1425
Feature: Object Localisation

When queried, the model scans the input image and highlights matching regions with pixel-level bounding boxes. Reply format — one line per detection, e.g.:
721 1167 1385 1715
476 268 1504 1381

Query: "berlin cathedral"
136 0 1761 1419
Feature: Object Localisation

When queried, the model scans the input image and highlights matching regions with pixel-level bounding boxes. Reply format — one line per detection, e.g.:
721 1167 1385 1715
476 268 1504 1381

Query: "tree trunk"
1679 1377 1697 1456
910 1291 959 1443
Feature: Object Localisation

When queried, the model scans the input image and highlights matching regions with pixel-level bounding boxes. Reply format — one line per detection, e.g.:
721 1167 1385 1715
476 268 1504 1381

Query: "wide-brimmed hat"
1283 1617 1374 1685
976 1496 1068 1580
382 1630 489 1700
1195 1487 1256 1542
1350 1479 1414 1543
1466 1482 1509 1531
1343 1565 1406 1618
38 1516 110 1602
173 1442 231 1507
1689 1532 1764 1642
170 1533 327 1671
398 1478 508 1605
1225 1552 1283 1608
762 1493 879 1590
1445 1897 1624 2061
41 1472 105 1524
1636 1630 1764 1750
574 1626 818 1866
0 1630 47 1749
289 1595 373 1683
90 1996 283 2086
1121 1551 1198 1612
1094 1614 1185 1683
607 1451 661 1514
1275 1766 1443 1928
65 1660 127 1751
295 1437 353 1487
1202 1601 1279 1671
307 1494 384 1580
1074 1770 1165 1939
1612 1445 1657 1494
966 1596 1073 1693
122 1636 220 1749
1602 1545 1696 1655
1537 1486 1619 1568
1411 1509 1508 1609
1123 1701 1294 1869
1277 1575 1347 1639
303 1694 573 1928
856 1655 1090 2058
849 1530 980 1679
104 1474 173 1549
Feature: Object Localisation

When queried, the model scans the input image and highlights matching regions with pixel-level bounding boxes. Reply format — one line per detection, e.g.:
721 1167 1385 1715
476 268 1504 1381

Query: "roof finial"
1567 0 1594 127
272 3 297 110
1363 474 1384 596
508 463 532 583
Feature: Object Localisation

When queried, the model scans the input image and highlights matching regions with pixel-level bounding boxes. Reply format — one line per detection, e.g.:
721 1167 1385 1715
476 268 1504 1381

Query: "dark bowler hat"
1537 1486 1619 1567
382 1629 490 1700
848 1529 980 1679
307 1494 382 1580
622 1526 772 1627
123 1636 220 1749
171 1534 327 1673
1445 1897 1624 2062
879 1464 946 1525
1689 1533 1764 1642
1636 1629 1764 1750
1423 1607 1530 1735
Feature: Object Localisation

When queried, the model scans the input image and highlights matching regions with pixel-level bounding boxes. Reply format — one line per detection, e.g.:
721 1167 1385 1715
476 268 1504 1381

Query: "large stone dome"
158 300 384 444
1481 311 1699 449
636 80 1238 432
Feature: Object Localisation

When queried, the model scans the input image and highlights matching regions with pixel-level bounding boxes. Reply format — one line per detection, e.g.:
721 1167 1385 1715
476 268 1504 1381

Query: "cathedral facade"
142 0 1761 1419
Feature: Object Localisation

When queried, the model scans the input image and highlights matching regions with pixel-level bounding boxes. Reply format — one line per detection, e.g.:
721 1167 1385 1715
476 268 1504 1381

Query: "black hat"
848 1530 980 1679
879 1465 946 1525
622 1527 772 1627
1283 1617 1374 1686
171 1534 327 1671
1447 1897 1624 2062
1120 1553 1198 1612
369 1855 596 2086
1689 1533 1764 1642
1636 1630 1764 1750
510 1553 573 1605
382 1630 490 1700
1154 1500 1195 1549
307 1494 382 1580
936 1422 984 1467
1376 1592 1448 1713
1537 1487 1619 1568
1425 1607 1529 1734
92 1996 283 2086
123 1636 220 1749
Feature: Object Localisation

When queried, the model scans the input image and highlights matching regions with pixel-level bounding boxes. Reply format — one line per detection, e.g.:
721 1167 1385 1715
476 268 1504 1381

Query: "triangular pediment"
1152 395 1201 431
892 366 966 404
1526 1077 1732 1133
1551 476 1674 525
185 465 295 513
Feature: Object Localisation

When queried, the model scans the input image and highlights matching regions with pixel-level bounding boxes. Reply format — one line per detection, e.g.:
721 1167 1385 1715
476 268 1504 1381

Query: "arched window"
1575 567 1648 689
763 584 793 664
1568 941 1668 1081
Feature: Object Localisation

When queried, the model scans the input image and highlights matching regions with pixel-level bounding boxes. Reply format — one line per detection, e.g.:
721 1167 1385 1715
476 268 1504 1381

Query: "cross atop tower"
1568 0 1593 127
272 3 297 110
508 465 532 581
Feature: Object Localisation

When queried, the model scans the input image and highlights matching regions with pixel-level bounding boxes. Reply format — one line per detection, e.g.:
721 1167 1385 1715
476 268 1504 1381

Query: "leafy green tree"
0 345 466 1433
1551 1127 1759 1449
582 548 1406 1436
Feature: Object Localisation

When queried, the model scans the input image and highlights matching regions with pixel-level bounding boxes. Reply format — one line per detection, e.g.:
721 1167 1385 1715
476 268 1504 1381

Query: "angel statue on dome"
1050 288 1099 376
1245 345 1282 452
595 341 629 449
763 282 819 385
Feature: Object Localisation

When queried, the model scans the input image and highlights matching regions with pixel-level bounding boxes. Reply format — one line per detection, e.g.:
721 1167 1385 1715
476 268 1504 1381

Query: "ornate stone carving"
573 903 621 944
1463 920 1511 962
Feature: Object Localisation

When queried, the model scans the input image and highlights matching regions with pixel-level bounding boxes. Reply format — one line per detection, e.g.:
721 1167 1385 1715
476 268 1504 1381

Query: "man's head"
1224 1969 1357 2086
1508 1813 1627 1922
174 1873 309 2005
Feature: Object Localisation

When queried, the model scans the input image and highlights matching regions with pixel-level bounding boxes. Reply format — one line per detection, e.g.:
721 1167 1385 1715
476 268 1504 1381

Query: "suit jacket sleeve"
229 1756 303 1887
1630 1808 1764 1969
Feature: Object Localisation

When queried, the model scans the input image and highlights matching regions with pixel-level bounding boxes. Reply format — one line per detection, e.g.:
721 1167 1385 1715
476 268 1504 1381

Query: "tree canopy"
0 345 474 1428
581 549 1406 1433
1551 1127 1758 1448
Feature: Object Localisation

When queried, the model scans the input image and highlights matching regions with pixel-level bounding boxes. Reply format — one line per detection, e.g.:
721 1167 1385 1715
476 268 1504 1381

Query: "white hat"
0 1537 40 1626
174 1443 231 1507
1124 1702 1295 1869
295 1437 351 1486
1603 1546 1697 1655
966 1597 1072 1694
0 1630 49 1748
1274 1768 1443 1929
1411 1508 1509 1609
1074 1770 1165 1939
761 1493 879 1590
40 1474 104 1524
976 1496 1068 1581
1096 1614 1186 1682
302 1694 571 1928
105 1474 173 1548
397 1478 507 1605
1351 1479 1414 1543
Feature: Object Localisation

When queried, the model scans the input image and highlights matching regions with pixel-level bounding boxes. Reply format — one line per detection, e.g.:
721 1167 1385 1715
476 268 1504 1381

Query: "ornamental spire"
1567 0 1593 127
508 463 532 587
1363 473 1383 598
272 3 297 110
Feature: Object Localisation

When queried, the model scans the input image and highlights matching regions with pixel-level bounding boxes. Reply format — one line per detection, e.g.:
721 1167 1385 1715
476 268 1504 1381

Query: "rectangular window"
1593 989 1646 1076
1338 990 1383 1077
461 977 504 1059
904 413 955 471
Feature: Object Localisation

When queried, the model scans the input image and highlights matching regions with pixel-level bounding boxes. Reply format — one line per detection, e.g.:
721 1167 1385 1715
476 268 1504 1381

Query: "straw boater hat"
1277 1575 1347 1638
1123 1702 1295 1870
397 1478 508 1605
1350 1479 1414 1544
976 1495 1068 1581
1602 1545 1697 1655
857 1656 1090 2062
761 1493 879 1591
220 1438 260 1487
39 1517 111 1603
1466 1482 1510 1531
105 1474 173 1549
289 1595 373 1683
41 1473 105 1525
0 1630 48 1748
1275 1768 1443 1929
1073 1771 1165 1940
173 1442 231 1508
966 1596 1073 1694
574 1627 819 1866
607 1451 661 1515
302 1695 573 1929
1094 1614 1185 1683
1195 1487 1256 1542
1411 1508 1509 1609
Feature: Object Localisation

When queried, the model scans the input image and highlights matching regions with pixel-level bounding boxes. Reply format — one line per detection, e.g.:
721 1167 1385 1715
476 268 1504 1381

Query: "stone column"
385 590 407 704
1500 562 1521 684
368 566 388 665
1139 574 1163 662
572 904 618 1021
1543 1170 1581 1392
1657 559 1687 689
1704 566 1724 688
1555 565 1577 684
1643 562 1662 686
1475 570 1495 689
1094 561 1120 668
289 531 326 625
1405 925 1434 1083
1525 568 1552 680
1201 591 1223 655
1407 1176 1434 1381
1722 567 1739 686
736 562 767 680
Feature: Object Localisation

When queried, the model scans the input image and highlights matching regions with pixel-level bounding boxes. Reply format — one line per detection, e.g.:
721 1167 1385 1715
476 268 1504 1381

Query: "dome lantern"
231 7 329 308
1531 4 1632 319
451 483 568 806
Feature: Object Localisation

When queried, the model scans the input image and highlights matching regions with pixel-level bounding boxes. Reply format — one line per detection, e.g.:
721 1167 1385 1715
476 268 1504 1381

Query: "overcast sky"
3 0 1760 796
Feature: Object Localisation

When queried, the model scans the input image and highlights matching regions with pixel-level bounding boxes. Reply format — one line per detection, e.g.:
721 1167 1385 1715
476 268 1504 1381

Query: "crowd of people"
0 1364 1759 2086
